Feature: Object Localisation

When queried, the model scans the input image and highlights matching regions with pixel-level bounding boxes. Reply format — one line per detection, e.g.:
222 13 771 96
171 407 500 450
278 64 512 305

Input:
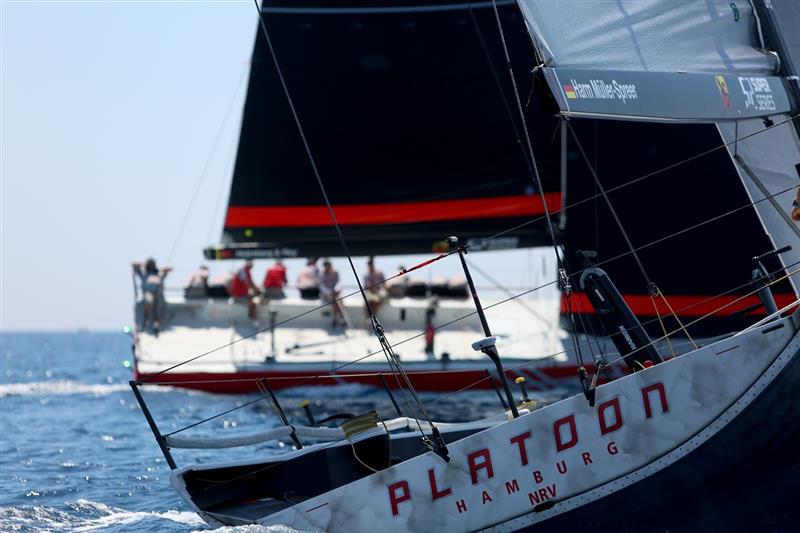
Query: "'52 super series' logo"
738 76 776 112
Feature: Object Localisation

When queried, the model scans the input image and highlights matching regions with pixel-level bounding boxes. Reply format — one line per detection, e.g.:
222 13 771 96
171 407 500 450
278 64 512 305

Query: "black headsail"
515 0 800 337
206 0 560 260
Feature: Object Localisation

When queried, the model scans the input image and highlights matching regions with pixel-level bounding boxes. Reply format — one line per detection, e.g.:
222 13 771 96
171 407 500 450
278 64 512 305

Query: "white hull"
170 312 799 531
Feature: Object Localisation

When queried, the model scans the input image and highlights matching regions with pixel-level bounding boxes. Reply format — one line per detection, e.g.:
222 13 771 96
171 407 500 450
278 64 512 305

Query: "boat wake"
0 381 134 398
0 499 204 531
0 500 304 533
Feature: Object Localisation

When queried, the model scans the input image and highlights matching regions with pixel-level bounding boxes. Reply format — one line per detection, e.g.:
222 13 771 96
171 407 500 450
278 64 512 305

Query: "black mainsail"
207 0 560 259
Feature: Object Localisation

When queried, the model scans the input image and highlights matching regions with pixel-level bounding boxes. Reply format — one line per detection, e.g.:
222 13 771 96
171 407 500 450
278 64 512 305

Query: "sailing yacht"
131 0 800 530
131 0 798 395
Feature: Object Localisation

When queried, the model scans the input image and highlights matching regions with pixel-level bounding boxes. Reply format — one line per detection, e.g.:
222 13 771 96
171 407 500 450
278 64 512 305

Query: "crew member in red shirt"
263 260 288 300
230 259 259 325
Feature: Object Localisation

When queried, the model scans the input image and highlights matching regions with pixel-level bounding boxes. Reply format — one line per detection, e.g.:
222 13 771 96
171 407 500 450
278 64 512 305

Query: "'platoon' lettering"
468 449 494 485
598 397 623 434
554 415 578 451
510 431 532 465
428 469 451 500
642 383 669 418
389 480 410 516
386 383 669 517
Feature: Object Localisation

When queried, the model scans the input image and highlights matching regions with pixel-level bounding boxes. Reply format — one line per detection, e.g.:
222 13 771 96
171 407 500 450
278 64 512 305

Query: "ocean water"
0 332 567 531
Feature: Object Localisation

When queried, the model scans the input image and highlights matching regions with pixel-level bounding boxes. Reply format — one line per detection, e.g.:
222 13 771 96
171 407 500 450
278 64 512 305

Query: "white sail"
517 0 776 73
516 0 791 122
718 116 800 294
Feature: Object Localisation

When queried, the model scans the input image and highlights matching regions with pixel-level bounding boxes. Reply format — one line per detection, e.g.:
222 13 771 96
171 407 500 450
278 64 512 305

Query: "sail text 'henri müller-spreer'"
564 78 638 102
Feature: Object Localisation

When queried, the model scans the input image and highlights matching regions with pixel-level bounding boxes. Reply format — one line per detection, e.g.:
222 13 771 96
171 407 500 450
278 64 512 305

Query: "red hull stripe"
562 292 798 318
134 363 595 394
225 193 562 228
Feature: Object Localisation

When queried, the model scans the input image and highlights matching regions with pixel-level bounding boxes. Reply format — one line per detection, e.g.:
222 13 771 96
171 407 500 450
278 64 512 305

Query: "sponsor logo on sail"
714 75 730 109
564 78 638 103
738 76 776 112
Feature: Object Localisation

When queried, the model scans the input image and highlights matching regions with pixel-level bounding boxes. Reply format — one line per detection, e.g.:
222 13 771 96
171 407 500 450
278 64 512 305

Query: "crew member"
132 258 172 333
263 260 288 300
230 259 259 326
320 259 343 327
363 256 385 318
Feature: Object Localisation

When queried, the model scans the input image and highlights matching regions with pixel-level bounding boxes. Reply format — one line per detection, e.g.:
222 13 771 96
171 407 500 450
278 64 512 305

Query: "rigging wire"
603 265 800 370
158 254 800 437
565 121 654 288
565 120 693 354
139 114 798 379
165 66 248 266
280 181 800 377
465 0 535 177
148 180 800 395
161 256 800 487
482 114 799 244
488 0 587 374
428 263 800 406
249 0 438 447
464 257 556 330
207 127 239 245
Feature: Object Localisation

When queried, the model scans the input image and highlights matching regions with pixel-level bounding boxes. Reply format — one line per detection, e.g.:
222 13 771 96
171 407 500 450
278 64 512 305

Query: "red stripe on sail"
562 292 798 318
224 193 561 228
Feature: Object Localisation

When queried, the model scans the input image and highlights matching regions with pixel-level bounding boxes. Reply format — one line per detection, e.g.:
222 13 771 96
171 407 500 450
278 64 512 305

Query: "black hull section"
520 346 800 533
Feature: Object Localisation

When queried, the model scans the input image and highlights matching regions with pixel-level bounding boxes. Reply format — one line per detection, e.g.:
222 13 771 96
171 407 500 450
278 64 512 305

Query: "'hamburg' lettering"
505 479 520 494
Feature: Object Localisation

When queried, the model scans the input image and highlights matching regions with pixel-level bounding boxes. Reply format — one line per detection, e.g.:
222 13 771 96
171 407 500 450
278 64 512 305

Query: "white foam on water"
70 499 203 531
0 380 175 398
0 501 306 532
195 525 311 533
73 508 204 531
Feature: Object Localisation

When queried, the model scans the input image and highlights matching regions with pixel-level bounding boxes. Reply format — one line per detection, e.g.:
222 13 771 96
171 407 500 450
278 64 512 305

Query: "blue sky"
1 1 556 330
3 1 259 330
